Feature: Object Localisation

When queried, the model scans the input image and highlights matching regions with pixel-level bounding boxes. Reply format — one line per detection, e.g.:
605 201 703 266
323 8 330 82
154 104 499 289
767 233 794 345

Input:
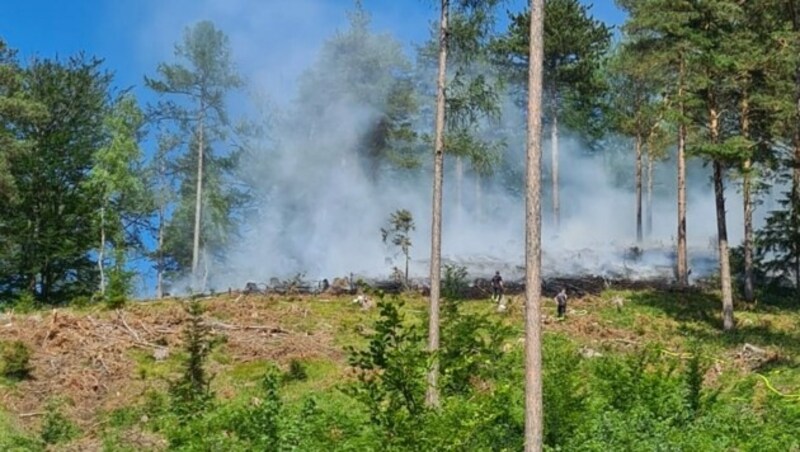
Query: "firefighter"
491 271 504 303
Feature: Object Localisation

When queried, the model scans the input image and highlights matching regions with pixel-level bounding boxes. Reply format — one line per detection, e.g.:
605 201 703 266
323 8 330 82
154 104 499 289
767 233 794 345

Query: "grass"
1 287 799 446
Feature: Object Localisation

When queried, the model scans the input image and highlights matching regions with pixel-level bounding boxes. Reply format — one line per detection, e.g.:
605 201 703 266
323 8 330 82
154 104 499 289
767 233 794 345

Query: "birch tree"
87 94 147 298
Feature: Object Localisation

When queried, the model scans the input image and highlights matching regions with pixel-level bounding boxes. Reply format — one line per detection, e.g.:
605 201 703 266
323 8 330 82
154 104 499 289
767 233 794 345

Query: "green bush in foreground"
103 298 800 451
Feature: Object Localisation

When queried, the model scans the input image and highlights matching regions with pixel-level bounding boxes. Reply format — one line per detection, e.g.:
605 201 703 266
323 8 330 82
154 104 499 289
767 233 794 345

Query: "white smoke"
131 0 775 294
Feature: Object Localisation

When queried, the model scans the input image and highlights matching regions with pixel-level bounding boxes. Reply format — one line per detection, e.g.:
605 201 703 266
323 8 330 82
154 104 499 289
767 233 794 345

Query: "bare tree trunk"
98 206 106 295
714 161 735 331
742 158 754 302
740 94 755 302
550 100 560 230
426 0 448 409
793 4 800 292
475 172 483 222
191 108 205 293
795 130 800 293
710 100 735 331
646 149 654 238
201 247 209 293
635 133 643 243
456 156 463 225
677 56 689 287
404 251 409 287
525 0 545 449
156 203 164 299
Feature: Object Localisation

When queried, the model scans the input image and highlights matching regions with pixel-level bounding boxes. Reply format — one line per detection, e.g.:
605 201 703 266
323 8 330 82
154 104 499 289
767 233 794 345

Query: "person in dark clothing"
491 271 504 303
555 288 568 318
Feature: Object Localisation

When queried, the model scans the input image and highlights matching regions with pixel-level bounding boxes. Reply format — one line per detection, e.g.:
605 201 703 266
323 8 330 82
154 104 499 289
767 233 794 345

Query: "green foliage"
69 295 92 310
730 243 770 296
12 291 38 314
103 250 134 309
169 298 214 420
441 264 469 300
221 370 320 449
0 39 47 204
439 298 515 395
495 0 611 139
146 20 248 289
345 300 429 448
541 335 587 447
70 293 800 450
0 340 31 379
88 94 150 300
381 209 415 284
0 54 111 304
757 191 800 292
283 359 308 383
40 401 78 445
684 345 707 415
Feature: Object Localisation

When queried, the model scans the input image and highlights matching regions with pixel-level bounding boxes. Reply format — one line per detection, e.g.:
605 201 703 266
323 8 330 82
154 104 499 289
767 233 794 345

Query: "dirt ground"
0 294 344 438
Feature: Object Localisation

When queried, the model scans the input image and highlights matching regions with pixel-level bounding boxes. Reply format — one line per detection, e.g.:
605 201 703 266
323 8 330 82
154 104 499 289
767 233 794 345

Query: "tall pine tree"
146 21 246 293
0 56 111 303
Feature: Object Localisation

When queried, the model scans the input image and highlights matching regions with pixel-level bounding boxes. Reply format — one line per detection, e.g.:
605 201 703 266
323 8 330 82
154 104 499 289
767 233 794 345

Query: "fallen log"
206 320 291 334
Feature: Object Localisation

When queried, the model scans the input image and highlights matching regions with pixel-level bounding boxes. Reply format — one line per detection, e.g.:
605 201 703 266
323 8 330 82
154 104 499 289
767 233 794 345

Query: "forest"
1 0 799 450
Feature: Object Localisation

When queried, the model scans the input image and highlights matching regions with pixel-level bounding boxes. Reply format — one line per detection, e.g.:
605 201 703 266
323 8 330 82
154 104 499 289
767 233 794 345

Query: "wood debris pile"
0 296 340 435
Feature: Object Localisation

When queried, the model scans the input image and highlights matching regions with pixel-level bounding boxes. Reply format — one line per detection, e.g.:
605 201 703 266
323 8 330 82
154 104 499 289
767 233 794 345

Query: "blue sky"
2 0 626 105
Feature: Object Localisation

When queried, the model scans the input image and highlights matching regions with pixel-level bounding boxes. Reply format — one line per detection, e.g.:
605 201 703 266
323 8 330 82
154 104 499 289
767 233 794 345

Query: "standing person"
555 288 568 318
491 271 504 303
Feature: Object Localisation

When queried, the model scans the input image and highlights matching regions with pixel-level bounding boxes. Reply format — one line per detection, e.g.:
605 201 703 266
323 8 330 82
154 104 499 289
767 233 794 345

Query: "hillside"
1 288 798 450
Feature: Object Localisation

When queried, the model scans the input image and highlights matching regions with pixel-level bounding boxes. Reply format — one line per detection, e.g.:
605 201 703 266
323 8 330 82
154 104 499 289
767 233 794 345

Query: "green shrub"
442 264 469 300
169 298 213 421
345 300 428 449
40 402 78 445
439 298 515 395
13 292 38 314
69 295 92 309
542 335 589 448
284 359 308 382
0 340 31 379
105 253 134 310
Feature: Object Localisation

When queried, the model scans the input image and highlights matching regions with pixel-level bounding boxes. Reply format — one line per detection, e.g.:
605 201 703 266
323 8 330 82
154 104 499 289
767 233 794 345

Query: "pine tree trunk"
525 0 545 449
426 0 448 409
405 252 409 287
676 56 689 287
475 172 482 222
646 149 654 238
794 4 800 292
795 130 800 292
156 203 164 299
742 160 754 302
635 133 643 243
714 161 735 331
201 247 209 293
191 108 205 293
550 99 560 230
98 206 106 295
710 100 735 331
456 156 464 225
740 94 755 302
